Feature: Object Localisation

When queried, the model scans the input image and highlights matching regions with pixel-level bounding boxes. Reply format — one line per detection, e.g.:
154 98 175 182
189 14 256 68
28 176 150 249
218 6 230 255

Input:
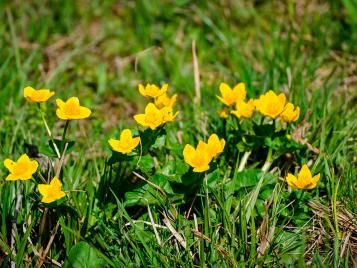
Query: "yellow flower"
286 164 320 189
3 154 38 181
155 93 177 109
108 129 140 154
38 176 66 203
206 134 225 158
183 142 213 172
139 83 168 98
24 86 55 103
231 99 255 119
56 97 91 120
160 106 179 123
217 82 246 106
254 90 286 118
218 109 229 118
280 103 300 122
134 103 165 130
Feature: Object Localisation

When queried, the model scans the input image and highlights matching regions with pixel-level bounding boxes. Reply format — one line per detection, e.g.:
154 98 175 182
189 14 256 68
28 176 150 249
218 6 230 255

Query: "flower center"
63 102 80 116
13 162 28 175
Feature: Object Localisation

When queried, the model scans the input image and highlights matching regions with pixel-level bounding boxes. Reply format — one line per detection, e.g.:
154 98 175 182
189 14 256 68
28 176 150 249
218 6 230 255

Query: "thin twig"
132 171 167 197
148 206 162 246
11 183 22 268
36 223 60 268
124 220 167 229
55 143 68 178
192 40 201 105
162 212 188 252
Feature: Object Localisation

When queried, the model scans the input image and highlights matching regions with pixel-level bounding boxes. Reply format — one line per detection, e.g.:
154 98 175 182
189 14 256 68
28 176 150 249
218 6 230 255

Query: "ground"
0 0 356 267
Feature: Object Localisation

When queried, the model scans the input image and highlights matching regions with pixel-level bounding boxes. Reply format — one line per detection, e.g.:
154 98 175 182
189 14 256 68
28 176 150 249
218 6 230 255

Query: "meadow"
0 0 356 267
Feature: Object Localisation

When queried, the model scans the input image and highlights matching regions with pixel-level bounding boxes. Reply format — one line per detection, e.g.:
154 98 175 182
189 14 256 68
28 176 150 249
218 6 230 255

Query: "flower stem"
37 104 61 158
262 147 273 172
238 151 251 172
61 120 70 155
62 120 70 142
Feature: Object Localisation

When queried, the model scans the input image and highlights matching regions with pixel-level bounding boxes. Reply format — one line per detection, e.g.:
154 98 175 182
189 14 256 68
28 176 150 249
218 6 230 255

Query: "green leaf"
232 169 276 190
63 241 105 268
39 139 75 158
137 155 154 173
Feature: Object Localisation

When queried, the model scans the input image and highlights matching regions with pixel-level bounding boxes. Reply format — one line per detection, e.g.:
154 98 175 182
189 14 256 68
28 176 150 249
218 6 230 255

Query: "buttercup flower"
286 164 320 189
254 90 286 118
56 97 91 120
3 154 38 181
139 83 168 98
231 99 255 119
206 134 225 158
183 142 213 172
155 93 177 109
38 176 66 203
217 82 246 106
160 106 179 123
219 109 229 118
24 86 55 103
134 103 165 130
108 129 140 154
280 103 300 123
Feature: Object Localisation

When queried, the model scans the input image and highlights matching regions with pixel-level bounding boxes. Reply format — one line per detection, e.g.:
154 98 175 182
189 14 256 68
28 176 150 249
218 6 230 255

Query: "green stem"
238 151 251 172
37 104 61 158
262 147 273 172
62 120 70 142
61 120 70 155
203 173 210 237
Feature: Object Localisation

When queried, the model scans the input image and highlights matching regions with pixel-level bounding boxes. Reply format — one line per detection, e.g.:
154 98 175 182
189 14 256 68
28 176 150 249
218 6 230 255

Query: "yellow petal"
56 99 65 109
145 103 159 114
78 106 92 119
138 84 146 96
4 159 15 172
131 137 140 150
286 173 299 188
278 93 286 107
298 164 312 181
134 114 147 126
6 174 18 181
24 86 35 97
67 97 80 106
18 154 30 163
50 176 62 188
183 144 195 163
120 129 132 141
219 83 231 97
56 109 69 120
193 165 210 172
108 139 121 151
38 184 51 196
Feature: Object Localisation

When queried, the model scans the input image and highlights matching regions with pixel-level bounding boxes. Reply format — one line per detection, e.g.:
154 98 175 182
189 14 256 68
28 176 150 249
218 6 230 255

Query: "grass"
0 0 356 267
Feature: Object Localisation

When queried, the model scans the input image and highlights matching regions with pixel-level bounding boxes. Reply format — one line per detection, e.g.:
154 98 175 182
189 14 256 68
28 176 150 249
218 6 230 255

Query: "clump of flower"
139 83 168 98
24 86 55 103
280 103 300 123
231 99 255 119
286 164 320 189
3 154 38 181
56 97 91 120
155 93 177 109
254 90 286 119
218 109 229 118
108 129 140 154
206 134 225 158
183 134 225 172
134 83 178 129
217 82 246 106
38 176 66 203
